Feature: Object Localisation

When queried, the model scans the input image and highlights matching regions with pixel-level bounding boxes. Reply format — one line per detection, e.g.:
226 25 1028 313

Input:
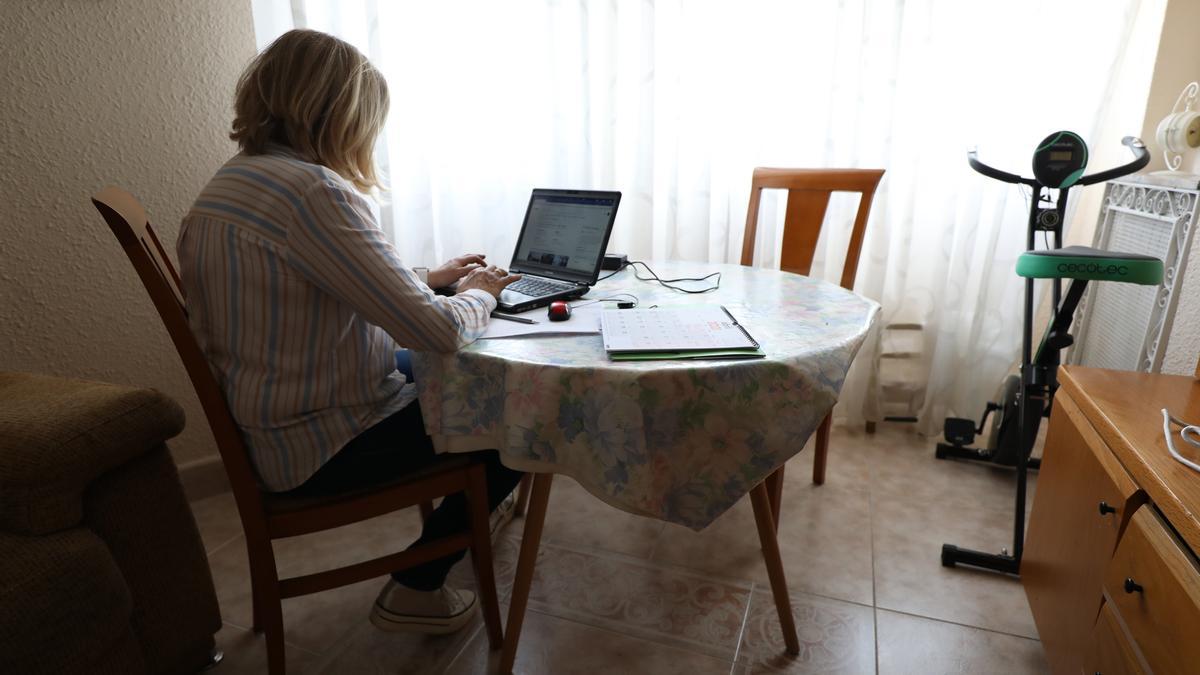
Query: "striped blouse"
177 148 496 492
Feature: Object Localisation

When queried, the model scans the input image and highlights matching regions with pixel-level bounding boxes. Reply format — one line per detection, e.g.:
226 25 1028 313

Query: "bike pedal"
943 417 976 446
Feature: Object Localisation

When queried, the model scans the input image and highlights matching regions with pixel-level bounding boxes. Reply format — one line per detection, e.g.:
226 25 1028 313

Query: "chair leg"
500 473 553 675
246 540 276 634
263 598 286 675
764 465 785 534
249 561 285 673
749 483 800 655
812 412 832 485
251 578 263 634
419 500 434 523
244 534 286 673
465 464 504 649
514 474 533 517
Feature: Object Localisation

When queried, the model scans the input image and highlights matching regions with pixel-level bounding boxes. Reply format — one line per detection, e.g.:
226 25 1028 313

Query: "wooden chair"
741 168 884 517
91 187 504 675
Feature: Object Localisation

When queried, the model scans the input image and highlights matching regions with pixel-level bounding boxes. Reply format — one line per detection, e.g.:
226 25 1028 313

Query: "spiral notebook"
600 306 765 360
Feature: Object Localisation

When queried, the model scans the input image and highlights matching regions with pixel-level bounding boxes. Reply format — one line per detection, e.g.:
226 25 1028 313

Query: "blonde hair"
230 29 389 192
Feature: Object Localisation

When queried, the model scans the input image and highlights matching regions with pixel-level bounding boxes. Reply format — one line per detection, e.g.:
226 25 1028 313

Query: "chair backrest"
91 186 269 522
740 168 885 290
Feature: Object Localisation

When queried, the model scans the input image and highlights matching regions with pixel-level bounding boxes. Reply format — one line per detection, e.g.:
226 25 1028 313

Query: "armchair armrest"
0 373 185 535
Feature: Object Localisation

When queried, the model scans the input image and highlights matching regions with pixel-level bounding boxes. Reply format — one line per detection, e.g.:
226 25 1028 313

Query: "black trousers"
286 400 524 591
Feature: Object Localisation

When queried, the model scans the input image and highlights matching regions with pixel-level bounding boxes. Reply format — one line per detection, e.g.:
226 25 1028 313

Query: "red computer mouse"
547 300 572 321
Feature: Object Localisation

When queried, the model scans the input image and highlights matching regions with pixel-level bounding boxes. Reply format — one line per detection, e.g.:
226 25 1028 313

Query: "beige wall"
0 1 255 467
1139 0 1200 175
1146 0 1200 375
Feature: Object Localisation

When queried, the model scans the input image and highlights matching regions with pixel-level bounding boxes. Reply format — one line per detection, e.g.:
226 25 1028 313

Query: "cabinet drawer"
1104 506 1200 675
1083 601 1146 675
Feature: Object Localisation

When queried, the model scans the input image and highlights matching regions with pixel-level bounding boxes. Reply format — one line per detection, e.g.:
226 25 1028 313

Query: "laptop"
494 188 621 313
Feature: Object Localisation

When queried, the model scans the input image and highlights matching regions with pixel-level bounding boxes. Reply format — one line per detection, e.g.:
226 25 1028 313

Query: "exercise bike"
938 131 1161 575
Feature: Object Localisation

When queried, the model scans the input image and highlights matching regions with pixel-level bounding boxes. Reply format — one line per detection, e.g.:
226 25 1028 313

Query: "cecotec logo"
1057 262 1127 275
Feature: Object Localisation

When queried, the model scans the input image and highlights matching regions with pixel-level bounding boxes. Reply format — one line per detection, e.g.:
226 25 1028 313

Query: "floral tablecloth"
412 262 879 530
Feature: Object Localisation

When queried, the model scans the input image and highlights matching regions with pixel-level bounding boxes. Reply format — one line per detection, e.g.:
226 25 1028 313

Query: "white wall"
0 1 256 466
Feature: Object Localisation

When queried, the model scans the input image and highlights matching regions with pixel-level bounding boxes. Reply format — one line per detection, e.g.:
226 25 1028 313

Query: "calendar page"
600 306 758 353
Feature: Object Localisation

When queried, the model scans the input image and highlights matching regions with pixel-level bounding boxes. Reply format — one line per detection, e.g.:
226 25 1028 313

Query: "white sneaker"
489 491 518 536
369 580 478 634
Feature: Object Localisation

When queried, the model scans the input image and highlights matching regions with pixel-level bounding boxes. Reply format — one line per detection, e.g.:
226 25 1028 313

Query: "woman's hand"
427 253 487 289
456 265 522 298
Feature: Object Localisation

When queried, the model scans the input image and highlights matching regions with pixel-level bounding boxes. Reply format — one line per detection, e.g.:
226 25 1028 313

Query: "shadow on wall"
0 0 256 471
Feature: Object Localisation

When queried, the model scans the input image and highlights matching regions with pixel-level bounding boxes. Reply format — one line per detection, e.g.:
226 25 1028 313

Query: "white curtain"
251 0 1152 431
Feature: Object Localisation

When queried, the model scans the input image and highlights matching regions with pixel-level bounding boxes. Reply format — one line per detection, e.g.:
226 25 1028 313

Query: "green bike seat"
1016 246 1162 285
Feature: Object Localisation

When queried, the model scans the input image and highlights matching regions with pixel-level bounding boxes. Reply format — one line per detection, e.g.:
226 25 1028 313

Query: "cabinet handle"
1098 501 1117 516
1124 578 1144 594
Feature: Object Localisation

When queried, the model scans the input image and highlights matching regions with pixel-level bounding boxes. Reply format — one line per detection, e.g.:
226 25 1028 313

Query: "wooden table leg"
812 412 832 485
749 482 800 655
499 473 554 674
514 473 533 517
764 466 785 533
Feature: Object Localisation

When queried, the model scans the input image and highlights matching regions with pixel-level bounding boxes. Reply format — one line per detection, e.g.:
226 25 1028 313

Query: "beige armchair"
0 372 221 674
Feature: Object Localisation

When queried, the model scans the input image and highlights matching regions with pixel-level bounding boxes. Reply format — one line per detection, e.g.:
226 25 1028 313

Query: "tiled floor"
191 423 1049 674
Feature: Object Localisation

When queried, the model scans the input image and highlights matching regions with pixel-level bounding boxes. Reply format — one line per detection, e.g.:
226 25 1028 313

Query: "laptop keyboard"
508 277 574 297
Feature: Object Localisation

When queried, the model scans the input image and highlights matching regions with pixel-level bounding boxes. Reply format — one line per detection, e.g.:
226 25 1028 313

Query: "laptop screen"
509 189 621 283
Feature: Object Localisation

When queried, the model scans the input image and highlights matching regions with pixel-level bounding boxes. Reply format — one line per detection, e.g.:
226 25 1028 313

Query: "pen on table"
491 312 538 325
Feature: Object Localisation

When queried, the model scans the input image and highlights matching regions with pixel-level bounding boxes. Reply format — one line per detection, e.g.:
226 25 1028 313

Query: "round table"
413 261 878 672
412 261 879 530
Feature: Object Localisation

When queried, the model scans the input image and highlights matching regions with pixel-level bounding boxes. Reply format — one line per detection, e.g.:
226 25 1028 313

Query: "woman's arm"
287 177 495 353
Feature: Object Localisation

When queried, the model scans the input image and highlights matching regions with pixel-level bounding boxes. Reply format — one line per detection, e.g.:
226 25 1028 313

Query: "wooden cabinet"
1023 393 1143 675
1023 366 1200 675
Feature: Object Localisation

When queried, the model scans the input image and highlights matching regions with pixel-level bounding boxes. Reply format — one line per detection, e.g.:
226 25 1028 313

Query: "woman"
177 28 523 634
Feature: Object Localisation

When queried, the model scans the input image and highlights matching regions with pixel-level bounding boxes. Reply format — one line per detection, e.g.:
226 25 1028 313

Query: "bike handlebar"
967 136 1149 188
1076 137 1149 185
967 150 1035 186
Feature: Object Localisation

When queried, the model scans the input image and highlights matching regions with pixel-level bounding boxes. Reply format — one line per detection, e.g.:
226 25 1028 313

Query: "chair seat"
262 452 477 516
1016 246 1163 285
